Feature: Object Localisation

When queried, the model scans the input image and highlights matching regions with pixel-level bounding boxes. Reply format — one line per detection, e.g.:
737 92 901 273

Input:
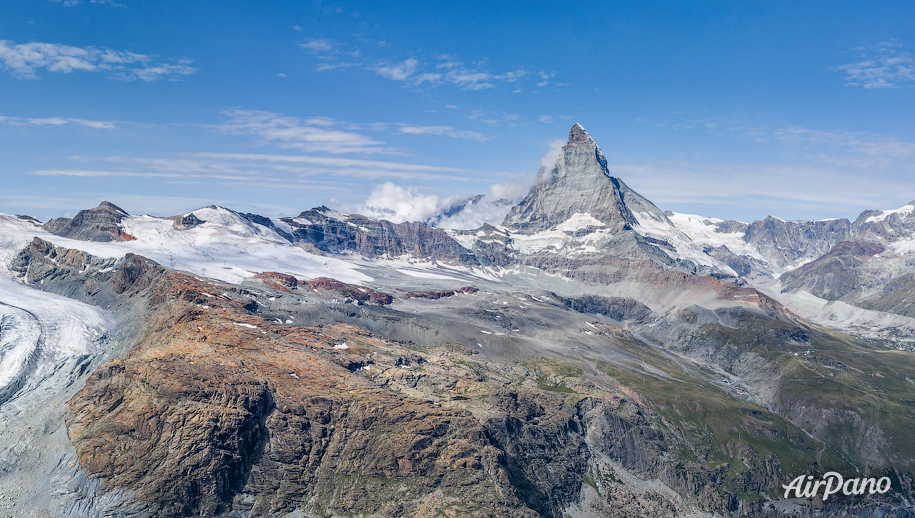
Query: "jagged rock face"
742 216 852 269
42 201 136 242
281 207 478 266
503 124 671 234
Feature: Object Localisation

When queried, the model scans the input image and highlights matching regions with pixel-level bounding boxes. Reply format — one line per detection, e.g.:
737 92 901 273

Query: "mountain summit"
502 123 671 233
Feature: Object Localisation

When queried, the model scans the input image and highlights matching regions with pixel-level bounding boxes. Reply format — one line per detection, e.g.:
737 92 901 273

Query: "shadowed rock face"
503 124 671 234
42 201 136 242
742 217 852 269
281 208 479 266
779 240 887 300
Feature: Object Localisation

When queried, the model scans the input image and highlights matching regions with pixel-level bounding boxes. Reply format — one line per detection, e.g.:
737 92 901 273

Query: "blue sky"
1 0 914 224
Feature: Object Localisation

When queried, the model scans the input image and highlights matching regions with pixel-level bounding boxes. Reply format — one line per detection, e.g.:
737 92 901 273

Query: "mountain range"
0 124 914 517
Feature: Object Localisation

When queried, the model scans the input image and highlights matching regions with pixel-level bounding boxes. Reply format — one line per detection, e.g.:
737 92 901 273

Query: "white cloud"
537 139 565 183
356 182 454 223
831 41 915 89
216 110 396 154
315 62 361 71
538 115 554 124
537 71 554 87
0 39 195 81
398 125 486 142
0 115 116 129
301 39 335 53
352 179 528 228
311 45 536 91
370 58 419 81
128 62 195 82
51 0 125 6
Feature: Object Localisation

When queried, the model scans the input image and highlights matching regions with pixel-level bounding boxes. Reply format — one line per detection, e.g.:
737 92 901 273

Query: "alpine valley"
2 124 915 518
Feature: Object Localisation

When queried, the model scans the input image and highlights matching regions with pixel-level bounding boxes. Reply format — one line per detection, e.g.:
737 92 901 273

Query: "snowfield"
0 207 370 403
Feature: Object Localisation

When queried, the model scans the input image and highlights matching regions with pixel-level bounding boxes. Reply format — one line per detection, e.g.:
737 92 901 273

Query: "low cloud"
355 182 456 223
353 180 529 229
536 139 565 183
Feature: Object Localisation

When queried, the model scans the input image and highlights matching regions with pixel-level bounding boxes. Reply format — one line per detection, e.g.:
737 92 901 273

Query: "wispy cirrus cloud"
616 159 915 222
397 125 486 141
216 110 398 154
831 40 914 89
51 0 124 7
0 39 195 81
31 152 503 192
0 115 116 129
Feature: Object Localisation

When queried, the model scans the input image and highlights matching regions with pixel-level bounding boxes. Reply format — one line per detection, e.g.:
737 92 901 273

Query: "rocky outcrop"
302 276 394 305
42 201 136 242
553 294 652 324
281 207 479 266
404 286 479 300
253 271 299 288
168 213 206 230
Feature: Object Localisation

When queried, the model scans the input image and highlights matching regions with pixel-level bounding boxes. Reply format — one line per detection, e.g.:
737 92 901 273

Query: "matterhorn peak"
568 123 596 146
502 123 671 233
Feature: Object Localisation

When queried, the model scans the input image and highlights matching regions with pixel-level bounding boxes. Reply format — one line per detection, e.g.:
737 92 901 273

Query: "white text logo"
782 472 891 500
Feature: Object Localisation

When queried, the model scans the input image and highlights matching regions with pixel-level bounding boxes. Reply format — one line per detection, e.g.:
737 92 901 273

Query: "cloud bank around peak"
351 181 527 229
348 141 563 229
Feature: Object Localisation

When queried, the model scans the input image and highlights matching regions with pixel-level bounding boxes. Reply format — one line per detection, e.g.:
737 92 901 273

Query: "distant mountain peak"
96 201 129 215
